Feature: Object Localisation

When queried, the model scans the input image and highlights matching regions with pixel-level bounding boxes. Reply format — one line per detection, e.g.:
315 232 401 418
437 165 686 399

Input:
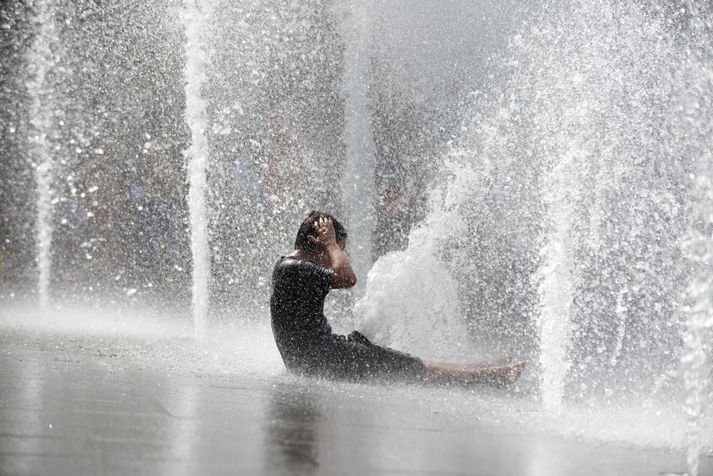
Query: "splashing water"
182 0 211 339
535 144 587 410
680 187 713 475
609 288 627 368
678 6 713 476
358 1 713 445
678 2 713 475
501 0 695 408
26 0 60 312
355 161 484 360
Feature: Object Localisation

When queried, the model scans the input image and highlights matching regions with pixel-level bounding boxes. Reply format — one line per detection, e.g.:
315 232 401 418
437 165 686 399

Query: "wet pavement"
0 327 709 476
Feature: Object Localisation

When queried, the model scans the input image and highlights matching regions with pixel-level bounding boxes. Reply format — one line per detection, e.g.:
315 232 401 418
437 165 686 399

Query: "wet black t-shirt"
270 256 335 347
269 255 425 380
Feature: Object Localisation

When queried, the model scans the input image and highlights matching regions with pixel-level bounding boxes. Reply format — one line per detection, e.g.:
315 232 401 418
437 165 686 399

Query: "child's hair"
294 210 348 252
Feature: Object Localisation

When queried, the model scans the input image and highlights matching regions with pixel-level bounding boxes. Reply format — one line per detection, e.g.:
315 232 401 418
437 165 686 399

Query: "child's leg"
422 361 525 386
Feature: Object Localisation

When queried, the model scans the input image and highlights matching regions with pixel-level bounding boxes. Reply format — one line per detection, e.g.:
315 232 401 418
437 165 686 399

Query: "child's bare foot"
473 361 525 387
497 361 524 385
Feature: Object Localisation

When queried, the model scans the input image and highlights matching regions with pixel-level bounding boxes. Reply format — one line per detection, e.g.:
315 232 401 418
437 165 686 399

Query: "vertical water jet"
609 289 627 368
679 3 713 474
680 174 713 476
340 0 377 294
535 158 577 412
182 0 211 339
26 0 59 312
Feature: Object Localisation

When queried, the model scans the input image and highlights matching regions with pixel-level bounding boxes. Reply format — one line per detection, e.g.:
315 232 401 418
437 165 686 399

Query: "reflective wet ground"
0 326 709 476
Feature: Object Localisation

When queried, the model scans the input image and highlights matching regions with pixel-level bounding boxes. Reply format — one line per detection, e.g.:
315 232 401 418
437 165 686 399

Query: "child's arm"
308 216 357 289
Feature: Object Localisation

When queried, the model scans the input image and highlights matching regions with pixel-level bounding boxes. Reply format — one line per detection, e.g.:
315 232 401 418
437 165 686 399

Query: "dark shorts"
279 331 426 383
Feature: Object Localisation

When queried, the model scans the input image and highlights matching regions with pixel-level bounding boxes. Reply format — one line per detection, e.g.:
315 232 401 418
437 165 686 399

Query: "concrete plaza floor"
0 326 709 476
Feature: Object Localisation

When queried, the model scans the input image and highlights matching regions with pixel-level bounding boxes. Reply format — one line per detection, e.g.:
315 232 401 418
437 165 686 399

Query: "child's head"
294 210 348 252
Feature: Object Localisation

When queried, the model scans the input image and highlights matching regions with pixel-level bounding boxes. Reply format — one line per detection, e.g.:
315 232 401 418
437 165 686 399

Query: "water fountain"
356 160 480 360
339 0 377 296
2 0 713 474
355 1 713 471
182 0 211 339
535 160 576 411
681 205 713 475
26 0 60 312
678 3 713 475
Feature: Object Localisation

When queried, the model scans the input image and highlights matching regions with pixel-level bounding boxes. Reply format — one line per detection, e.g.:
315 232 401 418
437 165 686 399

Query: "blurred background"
0 0 521 313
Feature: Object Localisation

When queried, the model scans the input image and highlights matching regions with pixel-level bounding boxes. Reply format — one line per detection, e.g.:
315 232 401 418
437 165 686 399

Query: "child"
270 211 524 385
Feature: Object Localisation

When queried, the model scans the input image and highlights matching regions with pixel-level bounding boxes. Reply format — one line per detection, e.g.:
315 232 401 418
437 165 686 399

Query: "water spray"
182 0 211 339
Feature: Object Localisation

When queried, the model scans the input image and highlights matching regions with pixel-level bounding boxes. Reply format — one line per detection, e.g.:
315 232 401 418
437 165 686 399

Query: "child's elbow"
332 273 357 289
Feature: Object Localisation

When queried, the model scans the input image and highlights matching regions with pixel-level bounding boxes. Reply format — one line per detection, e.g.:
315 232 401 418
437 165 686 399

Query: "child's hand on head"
308 216 337 249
